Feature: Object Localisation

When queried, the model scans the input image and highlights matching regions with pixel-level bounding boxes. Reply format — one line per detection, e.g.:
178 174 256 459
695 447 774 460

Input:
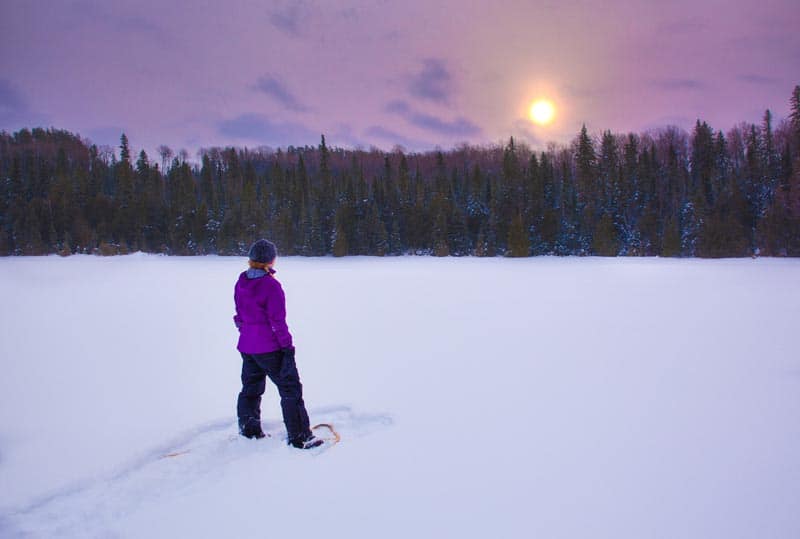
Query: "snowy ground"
1 254 799 538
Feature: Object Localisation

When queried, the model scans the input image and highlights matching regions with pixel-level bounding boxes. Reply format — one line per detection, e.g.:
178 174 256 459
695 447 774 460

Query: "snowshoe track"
4 406 392 538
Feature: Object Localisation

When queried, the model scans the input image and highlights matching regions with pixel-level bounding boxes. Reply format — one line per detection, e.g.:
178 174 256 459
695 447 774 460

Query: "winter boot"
240 419 266 439
289 433 323 449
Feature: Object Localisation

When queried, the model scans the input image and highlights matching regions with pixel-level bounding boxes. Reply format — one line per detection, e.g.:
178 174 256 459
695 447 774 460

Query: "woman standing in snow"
233 239 322 449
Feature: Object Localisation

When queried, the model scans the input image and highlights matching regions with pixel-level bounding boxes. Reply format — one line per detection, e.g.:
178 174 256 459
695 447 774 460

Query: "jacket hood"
243 268 276 280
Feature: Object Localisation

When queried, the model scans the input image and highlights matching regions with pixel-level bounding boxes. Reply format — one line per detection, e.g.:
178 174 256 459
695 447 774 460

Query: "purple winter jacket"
233 268 293 354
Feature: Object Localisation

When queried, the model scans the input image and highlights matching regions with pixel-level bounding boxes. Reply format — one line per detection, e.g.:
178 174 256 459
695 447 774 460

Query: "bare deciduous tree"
157 145 173 172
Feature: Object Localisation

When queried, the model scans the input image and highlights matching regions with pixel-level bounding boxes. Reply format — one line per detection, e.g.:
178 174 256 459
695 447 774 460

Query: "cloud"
338 7 359 20
650 78 705 91
364 125 432 152
254 75 309 112
409 59 452 103
385 100 481 138
510 119 544 148
218 113 318 147
113 14 171 46
386 100 411 115
269 5 302 36
411 114 481 138
67 1 171 46
738 74 780 85
0 79 28 124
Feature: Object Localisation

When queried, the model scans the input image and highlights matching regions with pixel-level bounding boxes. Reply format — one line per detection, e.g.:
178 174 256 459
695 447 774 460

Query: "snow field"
1 255 799 538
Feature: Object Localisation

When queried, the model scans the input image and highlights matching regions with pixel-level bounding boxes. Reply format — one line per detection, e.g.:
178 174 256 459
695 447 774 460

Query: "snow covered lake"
1 255 799 538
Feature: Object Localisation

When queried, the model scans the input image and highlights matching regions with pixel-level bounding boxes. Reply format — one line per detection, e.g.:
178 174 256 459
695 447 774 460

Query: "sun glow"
529 99 556 125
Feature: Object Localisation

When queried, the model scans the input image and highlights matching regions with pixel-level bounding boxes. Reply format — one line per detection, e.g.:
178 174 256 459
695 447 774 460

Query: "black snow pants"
237 350 312 443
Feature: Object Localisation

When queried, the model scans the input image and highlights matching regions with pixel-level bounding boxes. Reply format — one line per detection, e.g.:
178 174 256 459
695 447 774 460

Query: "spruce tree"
790 85 800 150
448 206 470 256
691 120 716 208
592 213 618 256
507 212 530 257
762 110 778 194
661 217 681 257
332 209 348 257
112 133 136 248
389 218 402 255
575 125 598 209
598 130 619 214
3 91 800 260
431 210 449 256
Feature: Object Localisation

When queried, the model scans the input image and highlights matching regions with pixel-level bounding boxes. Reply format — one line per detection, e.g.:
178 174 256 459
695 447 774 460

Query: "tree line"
1 86 799 258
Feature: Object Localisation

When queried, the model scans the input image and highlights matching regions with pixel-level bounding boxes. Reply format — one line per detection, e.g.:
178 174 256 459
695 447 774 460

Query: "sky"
1 0 798 158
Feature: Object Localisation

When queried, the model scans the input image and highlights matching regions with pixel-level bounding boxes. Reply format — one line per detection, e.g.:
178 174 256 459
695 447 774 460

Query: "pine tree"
762 110 779 197
661 217 681 257
790 85 800 150
506 212 530 257
474 214 498 257
3 93 800 260
448 206 470 256
199 154 218 216
388 217 402 255
331 209 349 257
131 150 152 248
21 200 45 255
112 133 136 247
598 130 620 214
575 125 598 209
744 124 764 244
167 161 197 253
431 209 449 257
592 212 618 256
691 120 716 208
49 147 74 250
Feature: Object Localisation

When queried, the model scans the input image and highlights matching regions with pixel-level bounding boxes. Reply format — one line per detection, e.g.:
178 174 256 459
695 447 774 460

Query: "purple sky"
1 0 798 157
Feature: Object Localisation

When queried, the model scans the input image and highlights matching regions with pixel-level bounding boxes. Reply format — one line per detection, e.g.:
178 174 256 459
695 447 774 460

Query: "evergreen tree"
2 88 799 260
661 217 681 257
431 207 450 257
691 120 716 207
762 110 778 193
133 150 151 248
598 130 620 214
388 217 402 255
22 200 46 255
507 212 530 257
592 212 619 256
49 147 74 250
331 209 349 257
448 206 470 256
113 133 136 247
575 125 598 210
743 124 765 245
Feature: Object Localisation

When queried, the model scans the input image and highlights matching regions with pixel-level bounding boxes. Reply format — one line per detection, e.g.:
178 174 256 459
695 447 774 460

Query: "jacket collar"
245 267 276 279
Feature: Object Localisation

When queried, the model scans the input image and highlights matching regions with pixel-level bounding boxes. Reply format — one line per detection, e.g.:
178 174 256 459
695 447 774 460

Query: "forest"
1 86 799 258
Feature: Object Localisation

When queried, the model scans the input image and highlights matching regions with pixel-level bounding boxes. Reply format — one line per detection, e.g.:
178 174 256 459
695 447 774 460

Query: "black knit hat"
248 239 277 263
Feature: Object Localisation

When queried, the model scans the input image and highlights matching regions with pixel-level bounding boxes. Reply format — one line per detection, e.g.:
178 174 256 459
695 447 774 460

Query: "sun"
529 99 556 126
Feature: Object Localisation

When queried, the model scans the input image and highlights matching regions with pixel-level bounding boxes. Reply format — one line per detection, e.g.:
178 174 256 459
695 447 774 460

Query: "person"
233 239 323 449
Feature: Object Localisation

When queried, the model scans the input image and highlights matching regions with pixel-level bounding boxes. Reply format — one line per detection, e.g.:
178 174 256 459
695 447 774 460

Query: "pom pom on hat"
248 239 277 264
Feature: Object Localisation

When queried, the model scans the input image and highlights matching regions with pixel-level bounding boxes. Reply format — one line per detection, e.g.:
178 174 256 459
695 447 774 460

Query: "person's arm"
267 281 293 349
233 286 242 330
